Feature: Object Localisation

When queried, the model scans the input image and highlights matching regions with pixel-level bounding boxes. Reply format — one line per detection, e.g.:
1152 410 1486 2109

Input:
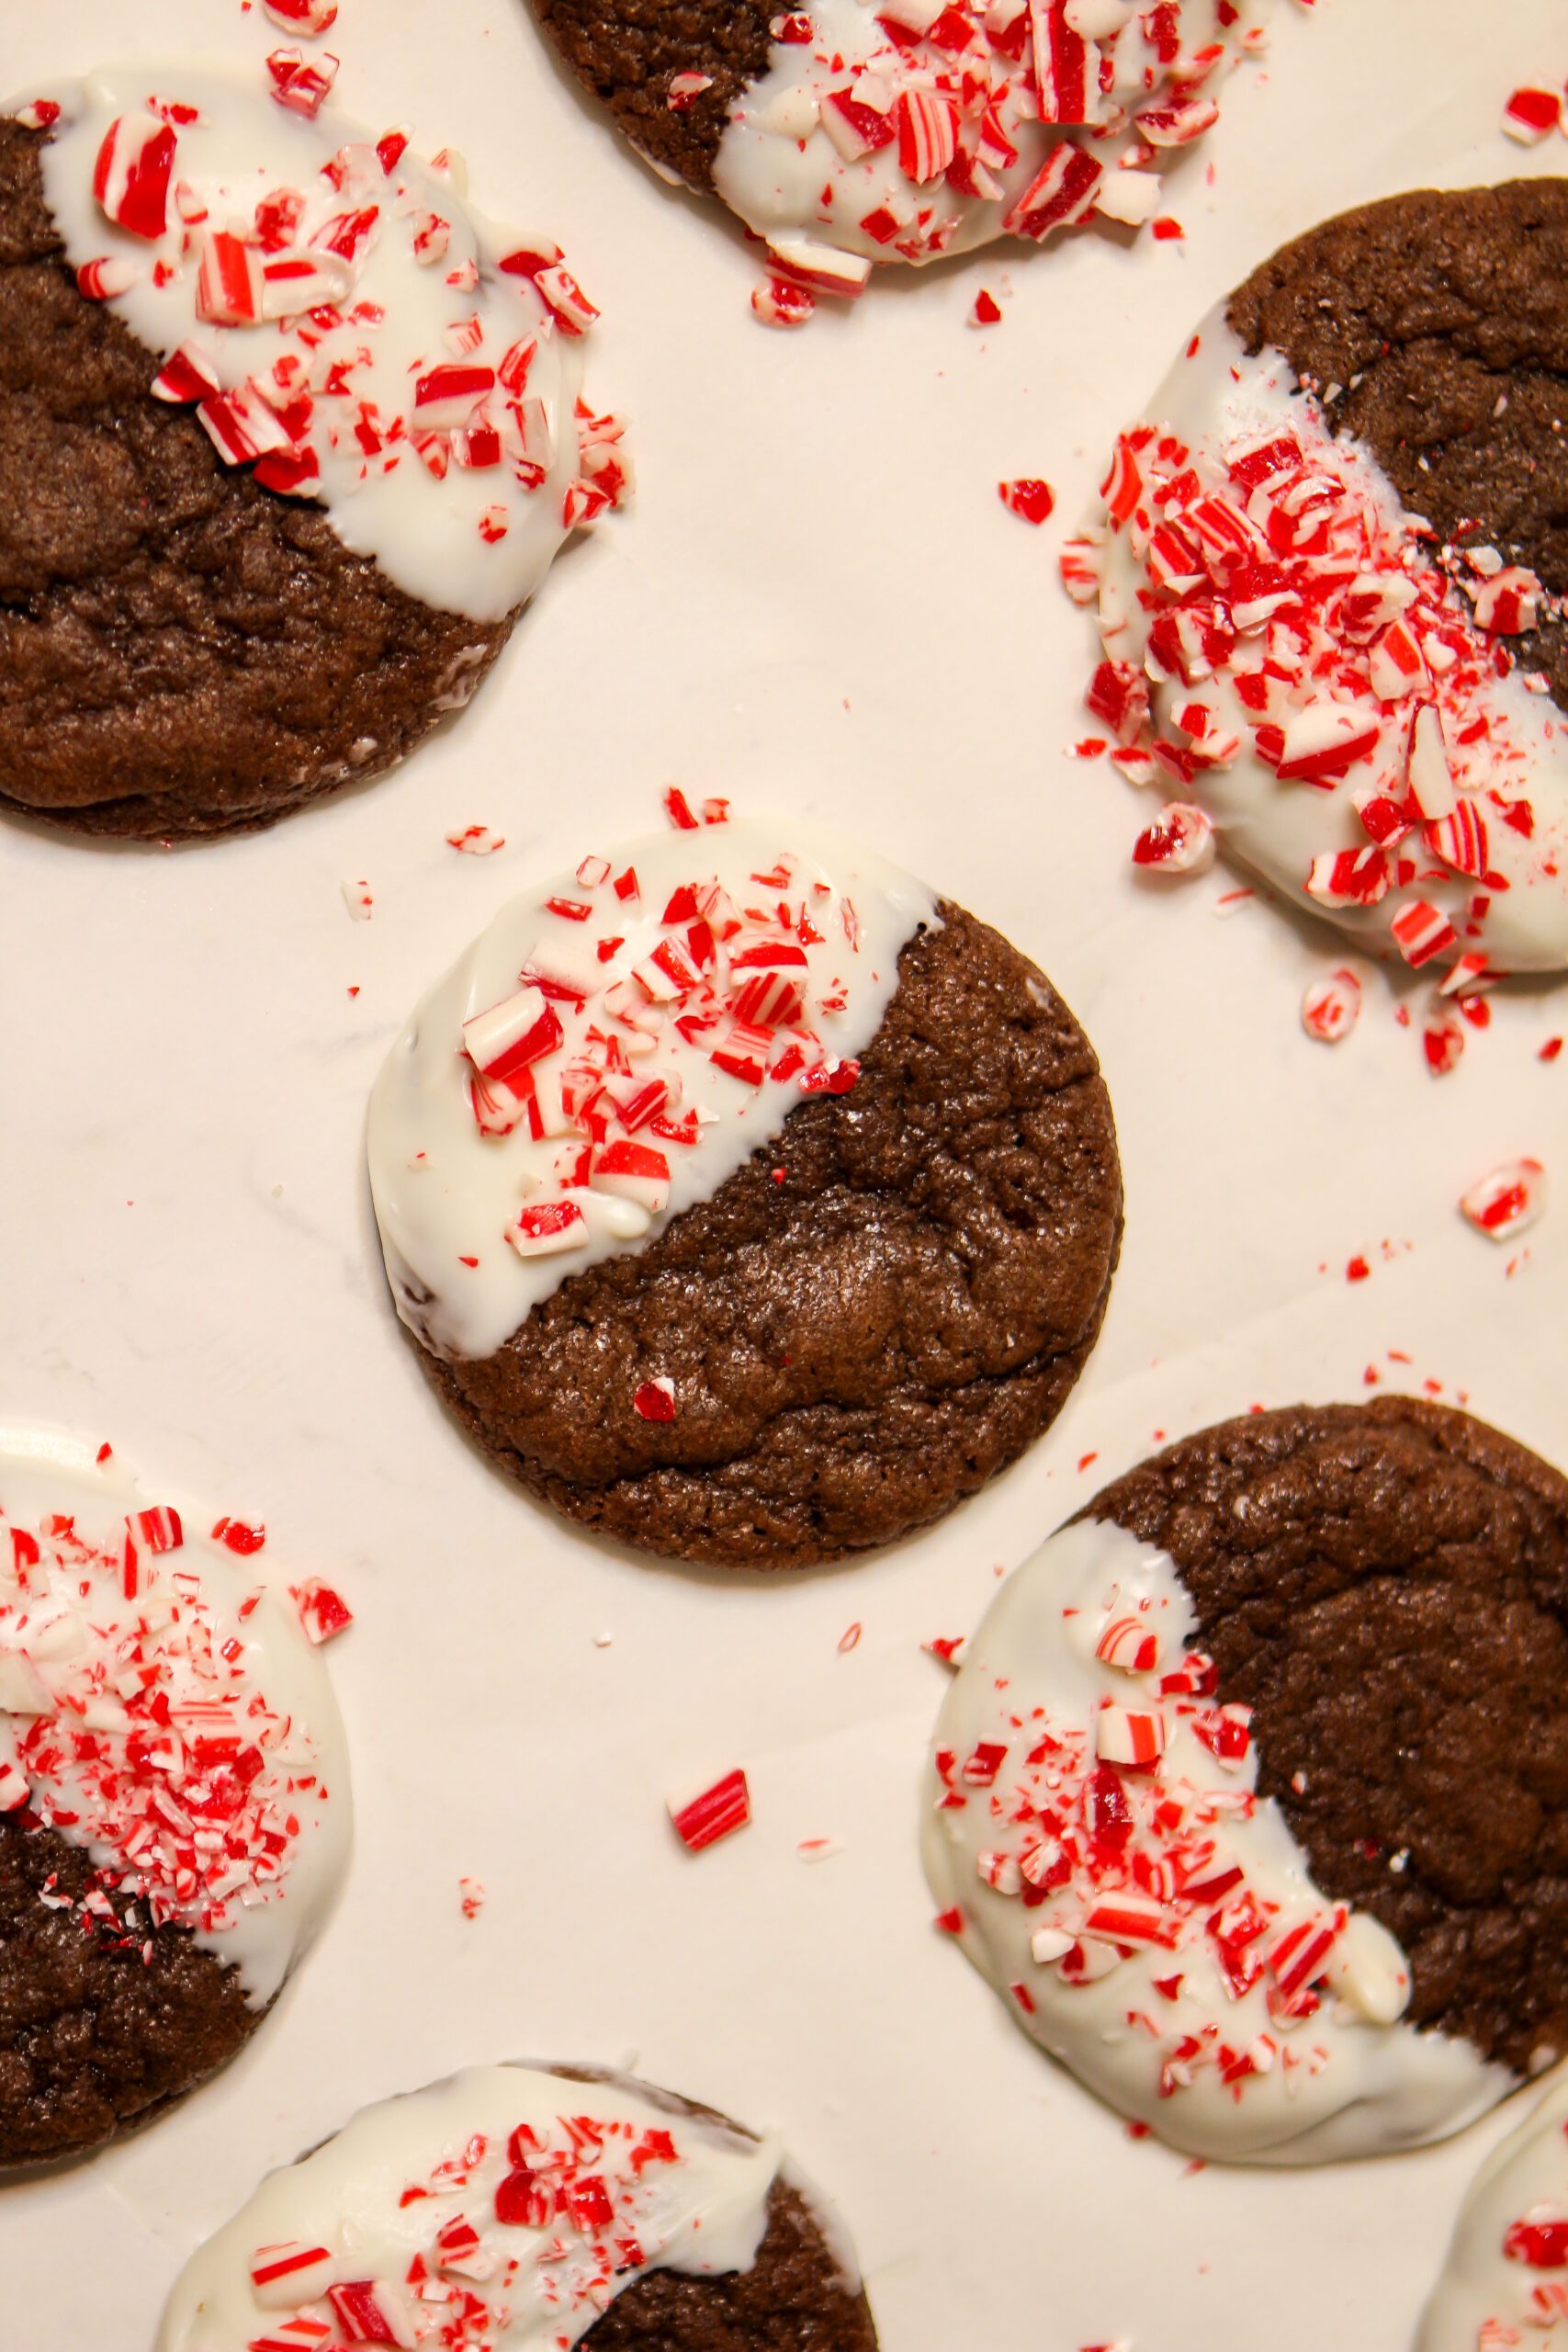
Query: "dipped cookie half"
924 1399 1568 2161
0 62 626 837
369 814 1122 1567
0 1429 350 2167
532 0 1267 306
156 2061 878 2351
1078 182 1568 973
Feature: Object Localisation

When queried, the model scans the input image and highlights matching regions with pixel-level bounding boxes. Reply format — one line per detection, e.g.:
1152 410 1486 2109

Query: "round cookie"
0 63 626 839
156 2061 880 2350
1082 181 1568 970
0 1430 350 2167
1418 2061 1568 2352
923 1398 1568 2161
368 816 1122 1569
532 0 1263 293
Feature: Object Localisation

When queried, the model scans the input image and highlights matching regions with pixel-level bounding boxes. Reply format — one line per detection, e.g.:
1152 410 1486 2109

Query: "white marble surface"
2 2 1565 2346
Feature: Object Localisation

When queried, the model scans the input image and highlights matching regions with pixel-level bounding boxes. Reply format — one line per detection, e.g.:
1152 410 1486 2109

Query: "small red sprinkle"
998 477 1055 526
633 1379 676 1422
1347 1256 1371 1283
457 1254 479 1268
1151 215 1185 240
210 1517 265 1555
1541 1037 1563 1063
347 985 360 998
971 288 1002 325
95 1442 113 1464
935 1907 964 1935
1363 1364 1380 1385
838 1623 863 1653
1077 1452 1099 1472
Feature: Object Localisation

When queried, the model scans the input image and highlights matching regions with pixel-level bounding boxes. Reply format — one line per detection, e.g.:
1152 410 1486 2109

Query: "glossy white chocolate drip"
367 820 937 1361
0 1425 349 2008
29 65 589 621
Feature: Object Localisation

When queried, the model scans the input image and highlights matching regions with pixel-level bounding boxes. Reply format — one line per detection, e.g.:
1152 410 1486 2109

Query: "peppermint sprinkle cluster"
457 804 868 1269
18 85 627 543
747 0 1265 321
937 1579 1401 2110
0 1499 326 1955
1073 394 1561 976
243 2109 694 2352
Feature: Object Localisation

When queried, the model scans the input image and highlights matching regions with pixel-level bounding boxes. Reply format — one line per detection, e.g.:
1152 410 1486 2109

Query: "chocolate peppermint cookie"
368 813 1122 1569
925 1398 1568 2161
1080 180 1568 970
532 0 1263 309
0 63 625 839
0 1432 351 2167
156 2061 880 2350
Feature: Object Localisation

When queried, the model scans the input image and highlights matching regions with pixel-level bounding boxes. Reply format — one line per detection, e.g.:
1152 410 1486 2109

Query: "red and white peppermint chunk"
1461 1158 1546 1241
1502 85 1563 143
263 0 340 30
93 112 178 240
250 2242 337 2309
669 1767 751 1852
1131 802 1213 876
1300 967 1361 1043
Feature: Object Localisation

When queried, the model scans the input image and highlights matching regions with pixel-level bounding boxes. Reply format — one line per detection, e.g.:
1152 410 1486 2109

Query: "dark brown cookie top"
532 0 768 193
1227 179 1568 720
541 2066 877 2352
0 1811 256 2168
0 119 509 840
425 902 1122 1568
587 2177 876 2351
1085 1398 1568 2078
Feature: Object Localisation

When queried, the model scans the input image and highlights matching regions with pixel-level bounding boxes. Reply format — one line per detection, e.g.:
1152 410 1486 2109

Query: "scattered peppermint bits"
42 69 628 622
669 1768 750 1853
454 843 874 1274
0 1474 340 1979
458 1874 486 1921
1085 339 1568 997
161 2069 787 2352
722 0 1266 311
447 825 506 855
1461 1158 1546 1241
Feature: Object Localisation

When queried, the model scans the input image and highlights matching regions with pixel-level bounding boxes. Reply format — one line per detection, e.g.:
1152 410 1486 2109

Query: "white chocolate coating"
922 1517 1509 2162
0 1425 349 2008
26 65 600 621
713 0 1261 275
1420 2064 1568 2352
156 2064 790 2352
367 818 937 1362
1092 311 1568 970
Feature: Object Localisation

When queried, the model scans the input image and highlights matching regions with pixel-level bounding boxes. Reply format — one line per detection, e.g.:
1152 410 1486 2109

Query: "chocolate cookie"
1228 181 1568 722
531 1 1260 294
0 65 624 839
923 1399 1568 2161
155 2061 880 2350
1082 181 1568 970
1086 1399 1568 2082
0 1439 351 2168
368 820 1122 1569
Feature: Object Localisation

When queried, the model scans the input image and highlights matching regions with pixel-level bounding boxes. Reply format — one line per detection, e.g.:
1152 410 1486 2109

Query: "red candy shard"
670 1767 751 1852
